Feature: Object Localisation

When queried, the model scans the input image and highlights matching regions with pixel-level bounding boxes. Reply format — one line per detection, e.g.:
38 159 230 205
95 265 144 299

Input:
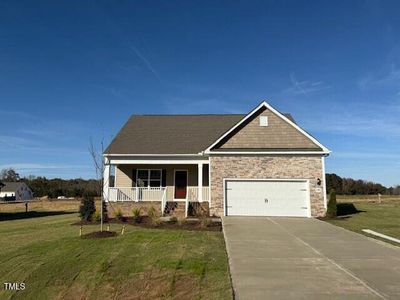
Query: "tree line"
1 168 399 197
21 176 101 198
0 168 100 198
326 173 399 195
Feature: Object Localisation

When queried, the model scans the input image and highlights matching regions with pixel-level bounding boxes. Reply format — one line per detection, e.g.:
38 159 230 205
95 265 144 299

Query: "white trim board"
204 101 331 154
322 156 327 209
108 158 210 165
104 153 202 157
208 151 329 155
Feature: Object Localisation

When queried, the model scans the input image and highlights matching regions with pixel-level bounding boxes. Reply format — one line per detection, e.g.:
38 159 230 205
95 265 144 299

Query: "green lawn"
327 202 400 243
0 212 232 300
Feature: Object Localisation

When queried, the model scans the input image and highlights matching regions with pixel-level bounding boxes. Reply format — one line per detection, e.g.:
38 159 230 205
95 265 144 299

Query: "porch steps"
164 202 186 217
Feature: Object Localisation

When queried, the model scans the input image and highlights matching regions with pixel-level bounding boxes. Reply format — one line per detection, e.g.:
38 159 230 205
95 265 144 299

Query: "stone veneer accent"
209 155 326 217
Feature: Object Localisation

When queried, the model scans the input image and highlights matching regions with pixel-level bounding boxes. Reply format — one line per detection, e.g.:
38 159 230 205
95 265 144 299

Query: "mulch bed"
73 216 222 232
123 216 221 231
81 231 117 239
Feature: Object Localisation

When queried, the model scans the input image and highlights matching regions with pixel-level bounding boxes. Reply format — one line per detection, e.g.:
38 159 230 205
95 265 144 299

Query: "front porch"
108 186 210 203
103 156 210 217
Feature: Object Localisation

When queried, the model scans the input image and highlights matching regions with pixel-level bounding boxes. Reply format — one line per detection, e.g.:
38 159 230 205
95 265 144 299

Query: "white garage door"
225 180 310 217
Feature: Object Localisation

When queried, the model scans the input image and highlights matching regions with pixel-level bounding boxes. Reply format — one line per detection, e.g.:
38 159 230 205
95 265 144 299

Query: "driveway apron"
223 217 400 300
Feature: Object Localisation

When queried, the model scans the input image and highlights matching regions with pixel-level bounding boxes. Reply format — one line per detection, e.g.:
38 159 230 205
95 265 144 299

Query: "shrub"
93 211 101 223
177 218 187 227
152 218 162 227
115 209 124 221
132 207 141 223
147 206 160 226
147 206 157 220
79 196 96 221
326 189 337 218
194 204 207 218
201 218 212 228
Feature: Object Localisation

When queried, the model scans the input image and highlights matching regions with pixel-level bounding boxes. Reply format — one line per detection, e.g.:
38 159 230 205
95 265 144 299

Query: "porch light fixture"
317 178 321 186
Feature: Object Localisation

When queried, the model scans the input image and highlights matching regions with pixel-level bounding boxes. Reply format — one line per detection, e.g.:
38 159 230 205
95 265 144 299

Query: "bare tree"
0 168 20 182
88 139 106 231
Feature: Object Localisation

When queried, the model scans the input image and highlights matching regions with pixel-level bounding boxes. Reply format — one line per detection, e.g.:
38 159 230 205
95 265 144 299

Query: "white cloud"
283 73 331 96
129 45 161 83
163 97 247 114
0 109 36 119
358 65 400 90
315 117 400 137
0 163 88 170
0 163 95 179
332 152 400 160
303 101 400 138
0 135 40 148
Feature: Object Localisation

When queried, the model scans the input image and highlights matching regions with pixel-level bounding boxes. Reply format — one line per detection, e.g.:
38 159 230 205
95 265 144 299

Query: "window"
259 116 268 126
136 169 162 188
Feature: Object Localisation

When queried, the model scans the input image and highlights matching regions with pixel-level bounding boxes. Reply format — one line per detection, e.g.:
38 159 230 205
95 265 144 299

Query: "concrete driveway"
223 217 400 300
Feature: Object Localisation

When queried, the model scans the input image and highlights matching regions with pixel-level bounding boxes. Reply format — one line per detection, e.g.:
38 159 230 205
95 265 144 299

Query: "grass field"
0 212 232 300
336 194 400 203
327 198 400 244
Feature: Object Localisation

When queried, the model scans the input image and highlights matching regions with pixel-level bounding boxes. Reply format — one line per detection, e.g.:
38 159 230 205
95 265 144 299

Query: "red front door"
174 171 187 199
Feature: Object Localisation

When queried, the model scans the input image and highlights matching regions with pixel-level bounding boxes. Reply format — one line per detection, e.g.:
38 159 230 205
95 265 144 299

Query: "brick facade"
210 155 326 217
106 201 161 218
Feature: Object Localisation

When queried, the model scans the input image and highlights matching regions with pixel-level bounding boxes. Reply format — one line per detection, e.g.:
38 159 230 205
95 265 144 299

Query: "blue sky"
0 1 399 186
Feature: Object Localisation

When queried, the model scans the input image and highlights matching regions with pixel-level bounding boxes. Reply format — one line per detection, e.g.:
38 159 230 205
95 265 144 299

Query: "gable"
2 182 28 192
211 106 323 151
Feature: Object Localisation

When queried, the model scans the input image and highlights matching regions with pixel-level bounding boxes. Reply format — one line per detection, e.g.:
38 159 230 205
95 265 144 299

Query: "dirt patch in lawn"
81 231 117 239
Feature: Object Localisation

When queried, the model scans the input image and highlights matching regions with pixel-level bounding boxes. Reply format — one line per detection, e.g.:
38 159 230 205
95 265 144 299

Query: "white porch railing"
161 188 167 217
108 186 210 202
185 197 189 218
186 186 210 202
108 187 166 202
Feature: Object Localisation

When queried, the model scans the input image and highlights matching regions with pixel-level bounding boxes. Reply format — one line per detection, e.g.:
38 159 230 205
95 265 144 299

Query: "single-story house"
103 101 330 218
0 182 33 201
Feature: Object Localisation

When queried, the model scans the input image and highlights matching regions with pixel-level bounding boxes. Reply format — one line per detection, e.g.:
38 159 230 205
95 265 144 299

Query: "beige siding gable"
214 107 322 150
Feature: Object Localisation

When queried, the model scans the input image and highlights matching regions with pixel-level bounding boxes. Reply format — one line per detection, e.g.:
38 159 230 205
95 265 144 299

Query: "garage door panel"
226 180 309 217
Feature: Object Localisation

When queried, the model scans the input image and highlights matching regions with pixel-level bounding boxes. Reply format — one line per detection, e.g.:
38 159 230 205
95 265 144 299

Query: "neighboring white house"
0 182 33 201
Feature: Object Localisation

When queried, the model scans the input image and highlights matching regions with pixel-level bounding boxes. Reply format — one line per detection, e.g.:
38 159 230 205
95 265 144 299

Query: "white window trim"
259 116 268 126
136 169 162 188
204 101 331 154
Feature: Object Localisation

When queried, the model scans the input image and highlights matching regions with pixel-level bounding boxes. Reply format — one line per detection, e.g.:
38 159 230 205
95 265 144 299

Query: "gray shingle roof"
104 113 295 155
1 182 27 192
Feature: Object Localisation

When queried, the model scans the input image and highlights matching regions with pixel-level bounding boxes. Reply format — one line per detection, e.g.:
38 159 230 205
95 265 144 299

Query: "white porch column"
198 163 203 201
103 162 110 202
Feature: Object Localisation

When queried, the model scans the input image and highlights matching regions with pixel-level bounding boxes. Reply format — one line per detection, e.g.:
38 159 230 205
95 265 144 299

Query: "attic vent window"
259 116 268 127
